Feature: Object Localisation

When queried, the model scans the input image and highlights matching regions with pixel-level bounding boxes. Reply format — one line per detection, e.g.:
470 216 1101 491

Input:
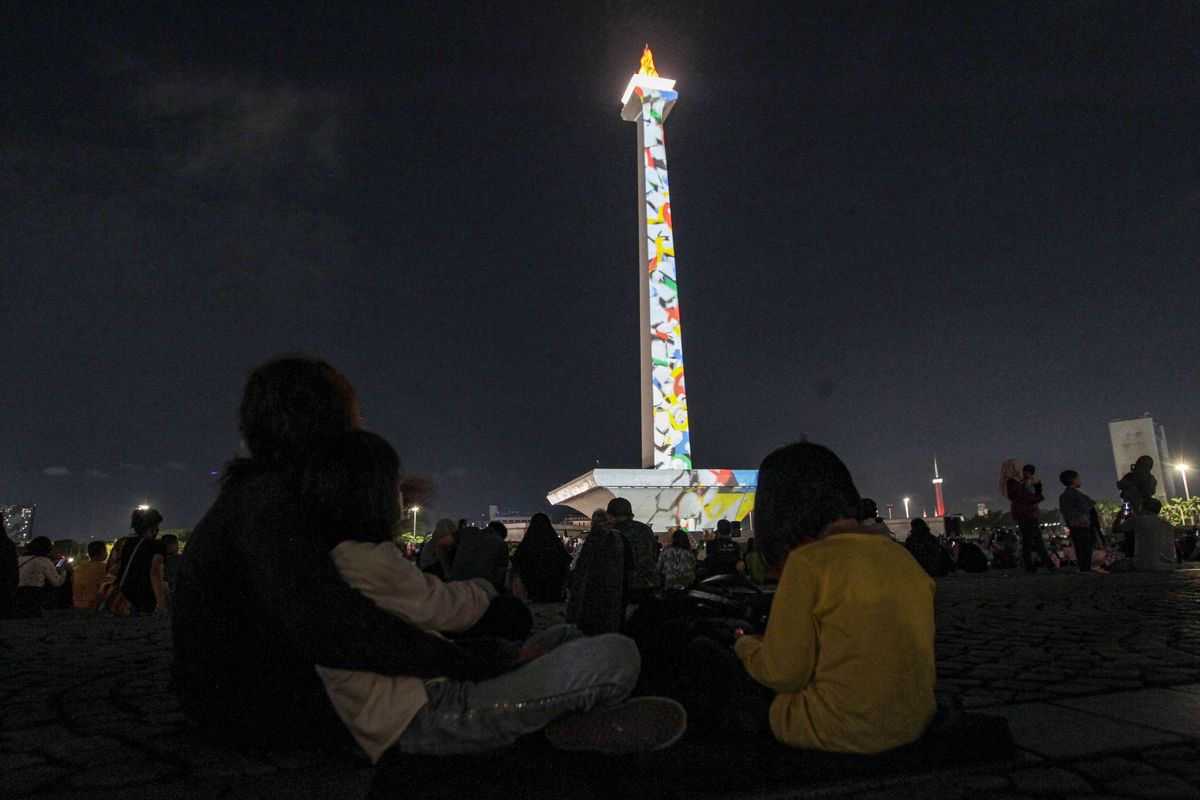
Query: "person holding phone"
15 536 66 617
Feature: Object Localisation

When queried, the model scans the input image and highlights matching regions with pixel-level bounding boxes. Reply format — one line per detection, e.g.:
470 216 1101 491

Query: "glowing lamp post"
903 497 911 519
410 505 421 538
1177 464 1191 500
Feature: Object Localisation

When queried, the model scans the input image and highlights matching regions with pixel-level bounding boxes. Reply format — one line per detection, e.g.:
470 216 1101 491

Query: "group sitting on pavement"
163 356 952 765
4 355 1195 775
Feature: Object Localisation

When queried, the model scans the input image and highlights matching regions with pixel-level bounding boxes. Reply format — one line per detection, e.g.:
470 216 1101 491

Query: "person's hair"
754 442 861 568
432 518 457 541
291 430 401 550
606 497 633 518
910 518 931 534
486 521 508 539
716 519 732 536
524 513 554 538
670 529 691 550
858 498 879 520
26 536 53 557
1134 455 1154 470
160 534 179 548
1144 497 1163 515
457 518 468 530
87 540 108 560
1023 464 1036 476
1060 470 1079 486
131 508 163 535
590 509 607 529
237 357 360 464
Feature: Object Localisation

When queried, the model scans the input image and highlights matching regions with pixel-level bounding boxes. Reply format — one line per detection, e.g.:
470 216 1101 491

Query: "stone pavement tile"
1010 767 1093 796
982 704 1182 759
1055 688 1200 737
65 757 179 789
6 764 72 795
1075 756 1159 783
1165 683 1200 695
1103 774 1200 799
0 751 47 771
222 766 374 800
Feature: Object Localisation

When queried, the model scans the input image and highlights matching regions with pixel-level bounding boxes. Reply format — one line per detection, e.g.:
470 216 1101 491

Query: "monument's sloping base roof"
547 468 756 531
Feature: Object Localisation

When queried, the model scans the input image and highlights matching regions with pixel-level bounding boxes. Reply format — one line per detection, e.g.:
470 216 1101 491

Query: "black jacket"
171 468 484 748
0 534 17 619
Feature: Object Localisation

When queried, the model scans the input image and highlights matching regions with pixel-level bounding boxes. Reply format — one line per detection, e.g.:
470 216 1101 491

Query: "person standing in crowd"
100 508 168 616
71 541 109 610
567 508 628 636
606 498 659 605
1118 455 1158 512
511 513 571 603
657 530 696 589
15 536 66 617
0 515 17 619
1120 498 1178 572
1001 460 1055 573
418 518 457 578
1059 470 1100 574
447 525 510 592
704 520 743 577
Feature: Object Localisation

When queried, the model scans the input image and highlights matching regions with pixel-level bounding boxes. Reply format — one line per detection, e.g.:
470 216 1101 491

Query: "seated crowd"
164 356 940 765
3 356 1188 768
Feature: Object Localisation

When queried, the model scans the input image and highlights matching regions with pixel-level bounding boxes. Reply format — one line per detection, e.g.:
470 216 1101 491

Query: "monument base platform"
547 468 757 532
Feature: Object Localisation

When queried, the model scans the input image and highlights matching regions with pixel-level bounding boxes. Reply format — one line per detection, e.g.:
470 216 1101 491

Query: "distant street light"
903 497 911 518
411 505 421 537
1177 464 1191 500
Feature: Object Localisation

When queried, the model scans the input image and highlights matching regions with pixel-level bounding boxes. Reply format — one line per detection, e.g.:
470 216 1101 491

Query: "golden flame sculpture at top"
639 45 658 77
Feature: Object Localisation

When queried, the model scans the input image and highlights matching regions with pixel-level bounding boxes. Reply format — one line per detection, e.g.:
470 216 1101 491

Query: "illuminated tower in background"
932 458 946 517
547 47 756 531
622 46 691 469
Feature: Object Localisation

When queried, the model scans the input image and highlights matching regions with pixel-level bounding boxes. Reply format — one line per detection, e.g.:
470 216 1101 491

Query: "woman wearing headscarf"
512 513 571 603
1000 459 1053 572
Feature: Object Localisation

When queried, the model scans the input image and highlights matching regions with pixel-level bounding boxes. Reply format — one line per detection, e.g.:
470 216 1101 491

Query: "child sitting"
296 430 685 762
72 541 109 610
734 442 936 753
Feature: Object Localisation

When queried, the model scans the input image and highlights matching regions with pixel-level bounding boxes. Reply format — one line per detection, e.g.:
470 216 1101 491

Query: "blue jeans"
394 625 639 755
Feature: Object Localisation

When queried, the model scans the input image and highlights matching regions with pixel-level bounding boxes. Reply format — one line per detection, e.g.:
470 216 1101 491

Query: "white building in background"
486 506 590 542
1109 416 1176 499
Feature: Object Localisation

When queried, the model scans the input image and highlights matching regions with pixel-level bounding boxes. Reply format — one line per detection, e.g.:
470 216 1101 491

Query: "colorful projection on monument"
633 47 691 470
650 469 757 529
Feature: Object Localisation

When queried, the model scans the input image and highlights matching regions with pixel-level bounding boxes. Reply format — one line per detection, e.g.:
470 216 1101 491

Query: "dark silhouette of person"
0 514 19 619
704 519 742 576
512 513 571 602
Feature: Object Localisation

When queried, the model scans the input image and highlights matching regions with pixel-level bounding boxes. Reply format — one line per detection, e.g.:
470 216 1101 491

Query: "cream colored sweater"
316 541 495 762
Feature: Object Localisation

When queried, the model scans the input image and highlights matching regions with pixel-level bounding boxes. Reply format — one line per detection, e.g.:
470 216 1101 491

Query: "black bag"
625 575 773 695
957 542 989 573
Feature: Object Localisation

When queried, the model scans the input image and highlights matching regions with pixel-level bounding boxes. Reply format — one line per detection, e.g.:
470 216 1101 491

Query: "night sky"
3 2 1198 539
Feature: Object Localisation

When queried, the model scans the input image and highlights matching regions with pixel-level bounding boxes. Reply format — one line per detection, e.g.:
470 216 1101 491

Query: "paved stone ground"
2 568 1199 799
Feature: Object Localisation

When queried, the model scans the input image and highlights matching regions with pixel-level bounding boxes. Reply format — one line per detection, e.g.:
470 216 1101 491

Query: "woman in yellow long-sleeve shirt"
733 442 937 754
